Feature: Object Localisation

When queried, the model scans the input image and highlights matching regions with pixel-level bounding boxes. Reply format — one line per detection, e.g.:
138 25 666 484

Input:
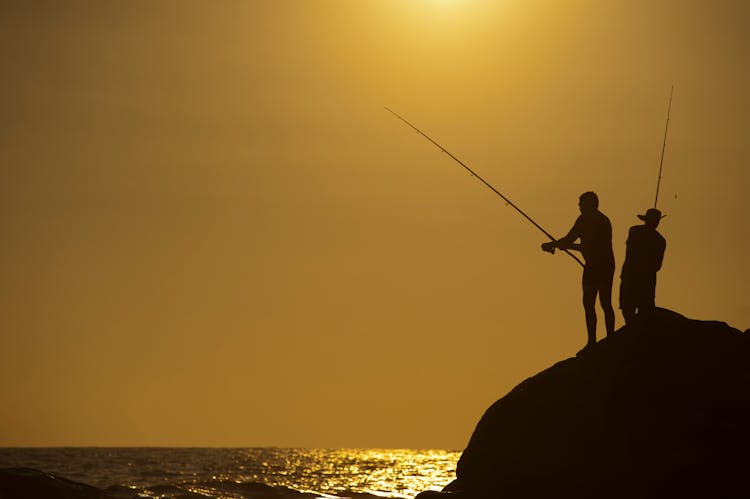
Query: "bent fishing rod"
654 85 674 209
385 107 584 267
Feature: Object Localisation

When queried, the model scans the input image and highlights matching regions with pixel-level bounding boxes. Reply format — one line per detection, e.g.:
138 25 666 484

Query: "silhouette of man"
541 191 615 349
619 208 666 324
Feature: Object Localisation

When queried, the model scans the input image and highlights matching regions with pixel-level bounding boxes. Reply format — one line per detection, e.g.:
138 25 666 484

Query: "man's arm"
542 218 582 253
655 237 666 271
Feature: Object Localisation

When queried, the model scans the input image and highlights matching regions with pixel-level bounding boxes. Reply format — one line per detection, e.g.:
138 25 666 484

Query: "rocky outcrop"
434 309 750 499
0 468 110 499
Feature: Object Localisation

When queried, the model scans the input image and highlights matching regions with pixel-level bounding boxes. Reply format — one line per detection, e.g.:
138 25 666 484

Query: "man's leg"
619 278 636 324
599 273 615 337
639 277 657 314
622 306 636 324
582 281 598 346
634 298 655 321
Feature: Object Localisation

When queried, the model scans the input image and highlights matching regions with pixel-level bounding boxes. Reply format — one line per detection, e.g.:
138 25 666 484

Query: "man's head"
578 191 599 214
638 208 663 228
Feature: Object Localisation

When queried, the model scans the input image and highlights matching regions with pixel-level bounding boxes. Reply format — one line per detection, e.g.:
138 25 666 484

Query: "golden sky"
1 0 748 448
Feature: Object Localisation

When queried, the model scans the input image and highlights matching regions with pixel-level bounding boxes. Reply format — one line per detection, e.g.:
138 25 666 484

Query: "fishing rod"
385 107 584 267
654 85 674 209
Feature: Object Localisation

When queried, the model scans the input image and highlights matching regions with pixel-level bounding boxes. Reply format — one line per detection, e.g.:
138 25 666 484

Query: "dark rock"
0 467 110 499
415 491 464 499
445 309 750 499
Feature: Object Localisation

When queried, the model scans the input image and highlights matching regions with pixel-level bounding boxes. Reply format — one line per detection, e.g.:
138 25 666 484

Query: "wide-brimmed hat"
638 208 664 222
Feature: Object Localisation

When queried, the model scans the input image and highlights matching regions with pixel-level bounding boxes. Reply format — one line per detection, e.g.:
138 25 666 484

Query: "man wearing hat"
619 208 667 324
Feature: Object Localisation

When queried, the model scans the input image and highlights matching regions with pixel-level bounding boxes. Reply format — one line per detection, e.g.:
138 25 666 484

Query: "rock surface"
438 308 750 499
0 467 109 499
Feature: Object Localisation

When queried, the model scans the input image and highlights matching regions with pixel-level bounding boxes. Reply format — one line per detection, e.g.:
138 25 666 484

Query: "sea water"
0 448 459 499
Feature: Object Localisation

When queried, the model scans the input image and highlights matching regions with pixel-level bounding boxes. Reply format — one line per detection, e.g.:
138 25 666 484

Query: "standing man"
619 208 666 324
541 191 615 350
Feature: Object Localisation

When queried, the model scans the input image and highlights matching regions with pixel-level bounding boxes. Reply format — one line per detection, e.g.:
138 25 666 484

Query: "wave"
0 467 407 499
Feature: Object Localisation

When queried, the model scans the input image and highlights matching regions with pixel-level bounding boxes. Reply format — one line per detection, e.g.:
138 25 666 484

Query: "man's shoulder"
630 225 666 243
571 214 585 230
627 225 650 242
594 210 611 221
578 210 611 232
595 210 612 229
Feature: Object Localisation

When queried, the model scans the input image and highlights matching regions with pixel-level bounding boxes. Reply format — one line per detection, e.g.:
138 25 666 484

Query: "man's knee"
583 298 597 317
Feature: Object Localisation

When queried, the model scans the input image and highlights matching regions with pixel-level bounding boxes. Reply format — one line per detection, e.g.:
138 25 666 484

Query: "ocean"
0 448 459 499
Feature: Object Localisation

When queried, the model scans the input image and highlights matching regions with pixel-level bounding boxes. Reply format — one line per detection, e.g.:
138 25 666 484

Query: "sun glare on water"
228 449 460 499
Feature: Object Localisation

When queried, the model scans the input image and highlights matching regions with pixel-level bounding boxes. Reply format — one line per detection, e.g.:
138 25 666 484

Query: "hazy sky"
1 0 748 449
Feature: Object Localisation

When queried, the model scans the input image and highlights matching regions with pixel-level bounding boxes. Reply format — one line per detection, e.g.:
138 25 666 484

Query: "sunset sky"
2 0 748 449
